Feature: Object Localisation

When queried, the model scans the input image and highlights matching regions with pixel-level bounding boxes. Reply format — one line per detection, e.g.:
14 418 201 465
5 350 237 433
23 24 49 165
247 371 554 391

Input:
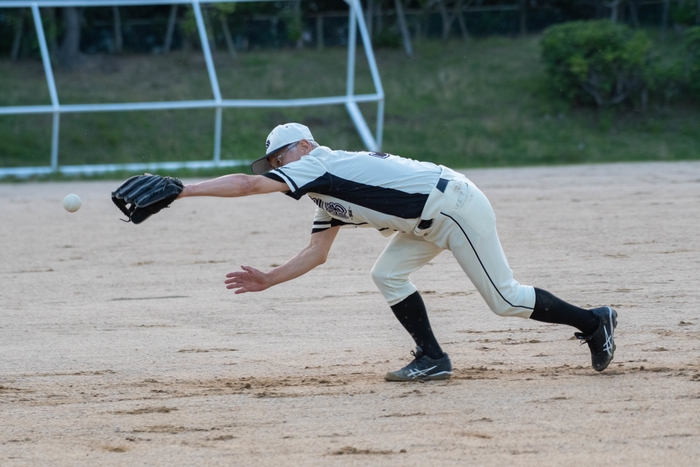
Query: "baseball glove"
111 173 183 224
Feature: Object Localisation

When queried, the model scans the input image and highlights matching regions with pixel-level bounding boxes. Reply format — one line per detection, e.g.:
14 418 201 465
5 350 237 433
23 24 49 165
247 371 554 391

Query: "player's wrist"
178 185 192 198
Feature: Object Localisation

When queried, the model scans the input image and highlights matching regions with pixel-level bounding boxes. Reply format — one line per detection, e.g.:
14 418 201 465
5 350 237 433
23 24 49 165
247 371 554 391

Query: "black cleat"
575 306 617 371
385 347 453 382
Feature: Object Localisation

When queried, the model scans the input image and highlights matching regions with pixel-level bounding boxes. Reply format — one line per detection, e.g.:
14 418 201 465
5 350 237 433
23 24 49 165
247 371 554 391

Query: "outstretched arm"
178 173 288 198
224 226 340 294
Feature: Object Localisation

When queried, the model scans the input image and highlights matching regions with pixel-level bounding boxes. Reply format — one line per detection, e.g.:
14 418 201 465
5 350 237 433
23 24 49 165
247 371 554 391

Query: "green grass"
1 33 699 180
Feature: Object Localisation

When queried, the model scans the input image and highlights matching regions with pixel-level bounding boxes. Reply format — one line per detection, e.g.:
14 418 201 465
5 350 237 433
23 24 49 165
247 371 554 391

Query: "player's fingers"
225 269 253 283
225 280 249 290
226 266 255 277
224 281 251 293
241 265 263 275
224 266 266 293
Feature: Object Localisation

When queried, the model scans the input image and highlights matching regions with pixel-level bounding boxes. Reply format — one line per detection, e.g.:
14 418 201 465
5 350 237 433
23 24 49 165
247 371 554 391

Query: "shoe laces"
410 346 425 360
574 332 591 344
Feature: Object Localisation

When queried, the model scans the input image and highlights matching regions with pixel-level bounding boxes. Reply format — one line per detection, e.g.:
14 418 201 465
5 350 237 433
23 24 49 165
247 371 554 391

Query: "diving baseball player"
117 122 617 381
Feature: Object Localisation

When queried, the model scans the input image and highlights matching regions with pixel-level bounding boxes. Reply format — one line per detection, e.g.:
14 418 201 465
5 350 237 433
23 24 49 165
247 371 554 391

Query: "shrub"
647 26 700 106
647 58 685 107
541 19 652 107
685 26 700 97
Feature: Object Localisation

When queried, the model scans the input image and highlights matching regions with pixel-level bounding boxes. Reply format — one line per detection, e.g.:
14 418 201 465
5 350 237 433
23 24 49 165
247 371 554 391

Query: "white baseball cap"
251 123 315 174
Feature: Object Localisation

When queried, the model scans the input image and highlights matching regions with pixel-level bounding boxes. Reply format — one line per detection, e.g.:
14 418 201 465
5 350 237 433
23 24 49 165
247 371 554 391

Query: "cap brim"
251 142 291 174
251 154 273 175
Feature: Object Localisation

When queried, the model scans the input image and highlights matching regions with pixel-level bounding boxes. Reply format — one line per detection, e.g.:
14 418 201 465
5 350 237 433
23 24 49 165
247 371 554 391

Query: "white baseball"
63 194 81 213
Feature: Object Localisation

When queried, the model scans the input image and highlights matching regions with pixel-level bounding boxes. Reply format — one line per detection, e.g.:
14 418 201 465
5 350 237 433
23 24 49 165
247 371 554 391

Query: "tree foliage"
541 19 651 107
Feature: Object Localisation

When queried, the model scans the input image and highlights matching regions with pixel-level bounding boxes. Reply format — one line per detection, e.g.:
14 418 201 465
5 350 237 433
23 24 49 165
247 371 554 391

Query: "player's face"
268 142 299 169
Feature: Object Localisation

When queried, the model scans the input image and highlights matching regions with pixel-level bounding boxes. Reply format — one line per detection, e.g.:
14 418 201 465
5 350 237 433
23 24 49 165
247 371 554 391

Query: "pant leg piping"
440 212 533 311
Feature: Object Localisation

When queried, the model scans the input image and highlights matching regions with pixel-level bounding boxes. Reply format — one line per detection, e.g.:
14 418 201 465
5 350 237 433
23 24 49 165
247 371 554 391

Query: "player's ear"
298 139 313 154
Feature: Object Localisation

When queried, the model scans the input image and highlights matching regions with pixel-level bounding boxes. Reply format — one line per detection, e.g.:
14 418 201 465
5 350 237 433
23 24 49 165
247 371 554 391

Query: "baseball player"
171 122 617 381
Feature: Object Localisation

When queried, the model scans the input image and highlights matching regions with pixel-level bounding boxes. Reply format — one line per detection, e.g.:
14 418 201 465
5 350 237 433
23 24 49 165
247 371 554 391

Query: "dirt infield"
2 161 699 466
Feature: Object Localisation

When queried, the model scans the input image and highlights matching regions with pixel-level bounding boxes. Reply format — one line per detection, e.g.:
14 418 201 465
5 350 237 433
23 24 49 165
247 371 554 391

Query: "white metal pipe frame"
0 0 385 178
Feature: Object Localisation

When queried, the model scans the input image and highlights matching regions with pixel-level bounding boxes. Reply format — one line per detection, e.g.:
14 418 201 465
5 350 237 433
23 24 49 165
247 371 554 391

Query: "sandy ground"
1 161 699 466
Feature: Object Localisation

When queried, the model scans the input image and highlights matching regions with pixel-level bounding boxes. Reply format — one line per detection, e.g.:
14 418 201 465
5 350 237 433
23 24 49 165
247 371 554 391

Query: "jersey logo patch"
326 202 348 218
310 196 351 219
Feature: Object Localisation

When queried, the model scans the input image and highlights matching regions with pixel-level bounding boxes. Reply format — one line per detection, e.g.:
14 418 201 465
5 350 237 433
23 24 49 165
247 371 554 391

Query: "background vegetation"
1 1 699 179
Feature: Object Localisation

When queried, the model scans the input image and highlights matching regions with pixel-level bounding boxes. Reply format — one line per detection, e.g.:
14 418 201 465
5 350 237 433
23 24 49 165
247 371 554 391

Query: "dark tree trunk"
365 0 374 39
164 4 177 53
520 0 528 36
46 7 58 55
58 7 83 69
437 0 450 41
607 0 621 22
661 0 670 39
394 0 414 56
455 0 470 40
11 9 25 61
220 16 237 59
112 6 123 53
628 0 640 28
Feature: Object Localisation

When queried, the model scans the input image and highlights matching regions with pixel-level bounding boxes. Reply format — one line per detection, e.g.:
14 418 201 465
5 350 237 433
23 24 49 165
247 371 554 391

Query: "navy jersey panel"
269 147 443 234
262 171 296 199
296 174 428 219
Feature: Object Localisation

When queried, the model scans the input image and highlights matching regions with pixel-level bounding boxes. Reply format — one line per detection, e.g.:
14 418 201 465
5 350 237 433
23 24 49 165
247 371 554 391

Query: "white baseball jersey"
264 145 536 317
263 146 443 235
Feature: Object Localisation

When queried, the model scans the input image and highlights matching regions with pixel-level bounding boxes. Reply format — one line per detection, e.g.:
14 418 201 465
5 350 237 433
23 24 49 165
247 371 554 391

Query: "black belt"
417 178 450 229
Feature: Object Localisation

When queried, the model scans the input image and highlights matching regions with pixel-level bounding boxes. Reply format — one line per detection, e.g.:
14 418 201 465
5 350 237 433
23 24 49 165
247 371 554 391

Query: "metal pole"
350 0 384 150
50 113 61 169
192 0 223 162
0 0 385 178
346 1 357 98
376 98 384 149
352 0 383 103
214 107 223 163
31 2 61 169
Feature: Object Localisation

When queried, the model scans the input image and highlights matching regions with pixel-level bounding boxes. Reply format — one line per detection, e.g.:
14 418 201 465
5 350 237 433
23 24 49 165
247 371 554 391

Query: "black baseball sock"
390 291 444 359
530 288 599 335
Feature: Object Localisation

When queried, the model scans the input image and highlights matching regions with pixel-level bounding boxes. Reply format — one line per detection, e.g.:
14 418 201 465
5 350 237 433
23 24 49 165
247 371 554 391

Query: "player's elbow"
306 244 330 268
306 228 337 269
237 175 256 195
314 250 329 266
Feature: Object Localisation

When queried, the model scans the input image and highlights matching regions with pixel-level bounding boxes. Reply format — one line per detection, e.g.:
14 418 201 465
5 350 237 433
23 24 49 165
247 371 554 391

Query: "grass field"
1 34 699 179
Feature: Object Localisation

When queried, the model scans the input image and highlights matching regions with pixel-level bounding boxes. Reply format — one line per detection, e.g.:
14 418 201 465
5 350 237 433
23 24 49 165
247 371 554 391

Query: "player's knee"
371 265 415 304
370 264 392 288
489 303 522 318
478 284 535 319
483 297 533 319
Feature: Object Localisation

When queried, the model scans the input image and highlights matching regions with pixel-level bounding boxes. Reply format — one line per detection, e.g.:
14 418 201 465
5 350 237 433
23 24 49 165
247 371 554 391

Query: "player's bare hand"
225 265 270 293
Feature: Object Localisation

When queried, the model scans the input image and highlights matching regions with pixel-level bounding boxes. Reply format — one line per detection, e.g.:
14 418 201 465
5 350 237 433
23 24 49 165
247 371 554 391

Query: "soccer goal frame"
0 0 385 177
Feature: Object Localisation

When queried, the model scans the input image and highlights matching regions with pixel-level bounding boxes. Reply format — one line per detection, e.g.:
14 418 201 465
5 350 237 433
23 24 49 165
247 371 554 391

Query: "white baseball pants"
371 172 535 318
